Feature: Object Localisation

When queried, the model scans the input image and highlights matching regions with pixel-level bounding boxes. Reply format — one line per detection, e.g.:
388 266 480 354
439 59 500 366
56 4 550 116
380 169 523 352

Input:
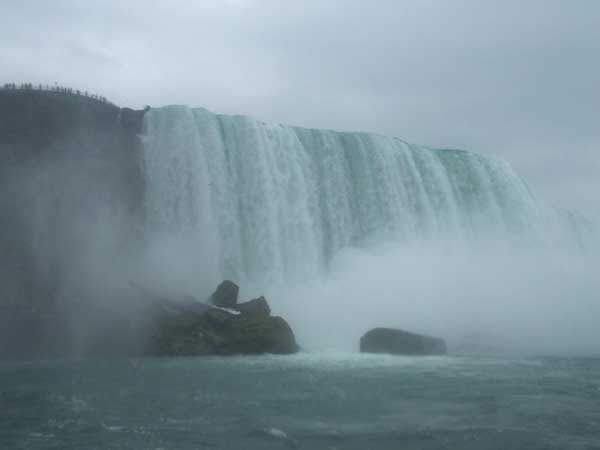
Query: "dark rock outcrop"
0 89 148 358
147 284 298 356
210 280 239 308
360 328 447 356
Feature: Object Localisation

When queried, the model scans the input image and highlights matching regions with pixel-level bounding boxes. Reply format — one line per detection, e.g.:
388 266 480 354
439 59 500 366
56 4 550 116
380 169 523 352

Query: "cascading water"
141 105 589 290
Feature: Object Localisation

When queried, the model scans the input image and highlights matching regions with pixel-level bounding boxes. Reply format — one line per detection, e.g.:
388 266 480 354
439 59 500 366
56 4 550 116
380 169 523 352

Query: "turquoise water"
2 353 599 449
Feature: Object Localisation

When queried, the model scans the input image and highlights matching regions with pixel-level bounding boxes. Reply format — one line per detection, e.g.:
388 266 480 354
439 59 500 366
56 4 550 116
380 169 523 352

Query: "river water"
2 353 599 449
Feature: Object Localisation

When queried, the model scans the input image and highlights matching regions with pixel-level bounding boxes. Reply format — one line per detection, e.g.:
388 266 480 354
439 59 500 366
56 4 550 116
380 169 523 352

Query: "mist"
263 234 598 356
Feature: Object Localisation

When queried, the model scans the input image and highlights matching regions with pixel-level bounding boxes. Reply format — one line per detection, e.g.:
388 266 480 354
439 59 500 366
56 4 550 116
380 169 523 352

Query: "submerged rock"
360 328 447 356
147 283 298 356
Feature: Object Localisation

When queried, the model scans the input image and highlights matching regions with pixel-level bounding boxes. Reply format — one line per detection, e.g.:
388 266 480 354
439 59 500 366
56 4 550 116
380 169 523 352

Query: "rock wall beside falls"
0 89 147 357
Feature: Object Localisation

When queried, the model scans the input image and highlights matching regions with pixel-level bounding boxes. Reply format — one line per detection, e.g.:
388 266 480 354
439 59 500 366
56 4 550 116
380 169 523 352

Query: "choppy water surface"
2 353 599 449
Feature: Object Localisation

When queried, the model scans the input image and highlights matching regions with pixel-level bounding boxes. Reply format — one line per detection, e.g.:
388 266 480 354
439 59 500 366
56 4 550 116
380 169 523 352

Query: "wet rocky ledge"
145 281 299 356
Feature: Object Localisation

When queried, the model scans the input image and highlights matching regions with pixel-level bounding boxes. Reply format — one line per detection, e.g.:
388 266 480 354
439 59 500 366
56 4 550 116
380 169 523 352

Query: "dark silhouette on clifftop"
2 82 115 106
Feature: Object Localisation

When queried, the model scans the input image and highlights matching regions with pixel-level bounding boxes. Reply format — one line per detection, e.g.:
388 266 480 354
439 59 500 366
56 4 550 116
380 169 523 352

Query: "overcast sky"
2 0 599 215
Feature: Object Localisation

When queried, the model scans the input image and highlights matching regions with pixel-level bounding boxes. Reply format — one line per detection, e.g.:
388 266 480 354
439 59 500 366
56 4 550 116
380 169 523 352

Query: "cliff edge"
0 88 148 357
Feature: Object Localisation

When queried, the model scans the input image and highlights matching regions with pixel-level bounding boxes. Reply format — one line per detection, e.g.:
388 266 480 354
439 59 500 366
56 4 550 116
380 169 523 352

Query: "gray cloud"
1 0 598 215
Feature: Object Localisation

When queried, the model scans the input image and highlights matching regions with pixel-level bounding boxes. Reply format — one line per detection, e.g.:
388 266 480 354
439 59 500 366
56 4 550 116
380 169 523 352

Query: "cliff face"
0 90 147 357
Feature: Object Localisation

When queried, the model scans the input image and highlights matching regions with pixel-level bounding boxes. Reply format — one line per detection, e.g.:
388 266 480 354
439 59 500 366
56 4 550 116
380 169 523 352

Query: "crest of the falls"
141 106 579 287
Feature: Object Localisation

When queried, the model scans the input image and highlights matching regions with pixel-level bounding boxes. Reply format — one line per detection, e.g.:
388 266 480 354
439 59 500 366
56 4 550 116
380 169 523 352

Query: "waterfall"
141 105 587 288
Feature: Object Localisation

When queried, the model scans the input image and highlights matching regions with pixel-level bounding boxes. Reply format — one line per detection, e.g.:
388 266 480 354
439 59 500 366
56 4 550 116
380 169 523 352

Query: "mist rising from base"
257 236 600 356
